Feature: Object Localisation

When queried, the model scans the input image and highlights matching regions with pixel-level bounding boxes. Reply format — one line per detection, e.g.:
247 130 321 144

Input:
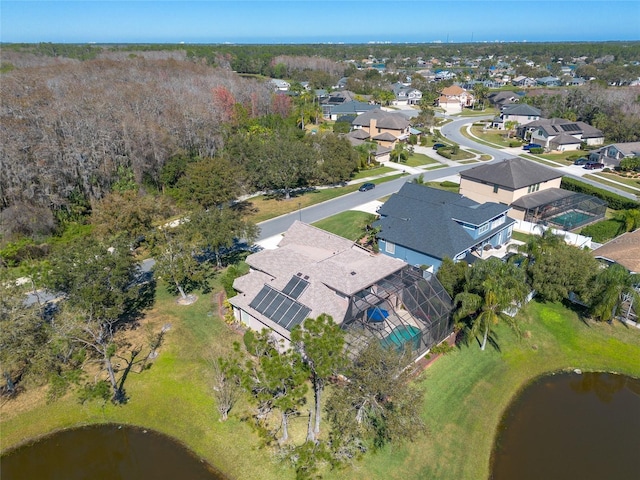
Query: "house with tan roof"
351 108 411 148
591 229 640 274
437 85 475 114
229 221 453 358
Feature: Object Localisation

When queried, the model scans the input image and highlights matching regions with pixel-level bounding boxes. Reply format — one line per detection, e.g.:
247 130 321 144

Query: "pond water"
491 372 640 480
1 424 226 480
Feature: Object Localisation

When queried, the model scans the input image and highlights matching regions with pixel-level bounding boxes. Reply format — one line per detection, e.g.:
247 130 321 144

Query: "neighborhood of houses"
228 157 636 361
239 54 640 359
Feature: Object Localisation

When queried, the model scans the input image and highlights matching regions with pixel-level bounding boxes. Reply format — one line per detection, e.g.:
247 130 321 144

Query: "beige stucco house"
437 85 475 114
459 158 606 229
351 109 410 148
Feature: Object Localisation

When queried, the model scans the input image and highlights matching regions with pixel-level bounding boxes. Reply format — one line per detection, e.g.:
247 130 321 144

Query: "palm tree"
508 228 563 280
615 209 640 234
390 142 409 163
454 258 529 350
590 264 640 323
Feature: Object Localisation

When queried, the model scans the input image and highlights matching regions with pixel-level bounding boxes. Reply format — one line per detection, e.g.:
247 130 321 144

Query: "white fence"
513 219 593 249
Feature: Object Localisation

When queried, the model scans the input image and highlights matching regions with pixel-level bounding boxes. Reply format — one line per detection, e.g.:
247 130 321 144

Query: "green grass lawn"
468 126 516 148
403 152 439 167
312 211 377 241
584 174 640 197
327 300 640 480
352 166 396 180
2 293 639 480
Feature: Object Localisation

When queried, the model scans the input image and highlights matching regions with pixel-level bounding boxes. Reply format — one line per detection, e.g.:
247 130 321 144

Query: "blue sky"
2 1 639 43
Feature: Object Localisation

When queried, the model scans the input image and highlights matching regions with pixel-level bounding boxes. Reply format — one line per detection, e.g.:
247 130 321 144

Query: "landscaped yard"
402 152 440 167
3 295 639 480
313 211 377 241
468 126 519 148
352 165 397 180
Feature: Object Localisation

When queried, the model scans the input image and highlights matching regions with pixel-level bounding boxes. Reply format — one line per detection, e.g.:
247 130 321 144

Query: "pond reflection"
491 372 640 480
1 424 226 480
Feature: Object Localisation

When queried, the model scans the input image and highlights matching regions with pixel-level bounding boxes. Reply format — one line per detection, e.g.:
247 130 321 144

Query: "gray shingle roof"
374 183 514 261
502 104 541 116
460 158 562 190
511 188 576 209
352 109 410 130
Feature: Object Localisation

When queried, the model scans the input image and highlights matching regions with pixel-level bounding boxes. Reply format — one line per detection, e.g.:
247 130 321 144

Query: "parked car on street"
584 162 605 170
573 157 589 165
359 182 375 191
433 143 447 150
523 143 542 151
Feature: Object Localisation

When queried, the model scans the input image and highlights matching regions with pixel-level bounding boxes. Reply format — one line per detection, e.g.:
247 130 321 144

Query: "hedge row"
580 219 624 243
560 177 640 210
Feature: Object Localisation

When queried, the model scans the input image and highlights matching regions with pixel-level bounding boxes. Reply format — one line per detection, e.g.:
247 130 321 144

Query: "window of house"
478 223 490 234
385 241 395 254
527 183 540 193
493 184 499 193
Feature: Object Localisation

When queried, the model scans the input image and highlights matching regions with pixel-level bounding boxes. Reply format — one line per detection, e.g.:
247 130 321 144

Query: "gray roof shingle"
459 158 562 190
375 183 514 261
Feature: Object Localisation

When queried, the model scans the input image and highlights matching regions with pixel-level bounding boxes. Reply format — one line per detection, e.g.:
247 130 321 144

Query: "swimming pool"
549 210 594 229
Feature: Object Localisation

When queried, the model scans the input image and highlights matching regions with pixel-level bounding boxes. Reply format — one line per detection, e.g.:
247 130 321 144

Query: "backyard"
2 281 639 480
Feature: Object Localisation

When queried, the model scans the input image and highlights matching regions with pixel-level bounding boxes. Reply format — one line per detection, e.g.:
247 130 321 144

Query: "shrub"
580 219 624 243
561 177 640 210
619 157 640 172
509 141 521 148
529 147 544 154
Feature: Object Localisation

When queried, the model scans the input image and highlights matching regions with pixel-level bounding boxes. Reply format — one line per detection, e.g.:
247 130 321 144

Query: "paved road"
257 164 469 241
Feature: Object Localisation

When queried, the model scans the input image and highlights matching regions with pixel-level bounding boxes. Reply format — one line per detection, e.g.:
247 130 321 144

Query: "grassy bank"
2 293 639 479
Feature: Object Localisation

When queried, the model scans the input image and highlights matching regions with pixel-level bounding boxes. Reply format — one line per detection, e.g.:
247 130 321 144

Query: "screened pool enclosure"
513 189 606 230
341 266 454 359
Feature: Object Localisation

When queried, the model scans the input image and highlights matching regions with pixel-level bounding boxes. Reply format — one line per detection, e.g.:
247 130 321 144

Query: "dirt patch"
176 294 197 306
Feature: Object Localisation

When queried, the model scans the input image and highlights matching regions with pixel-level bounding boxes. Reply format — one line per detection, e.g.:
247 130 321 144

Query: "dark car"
359 182 375 192
433 143 447 150
584 162 605 170
573 157 589 165
522 143 542 151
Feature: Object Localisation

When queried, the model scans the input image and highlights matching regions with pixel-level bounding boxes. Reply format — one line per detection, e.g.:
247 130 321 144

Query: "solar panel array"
560 123 581 132
249 285 311 331
282 275 309 299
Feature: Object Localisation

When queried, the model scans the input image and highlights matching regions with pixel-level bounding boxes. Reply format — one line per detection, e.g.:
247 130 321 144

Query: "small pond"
1 424 226 480
491 372 640 480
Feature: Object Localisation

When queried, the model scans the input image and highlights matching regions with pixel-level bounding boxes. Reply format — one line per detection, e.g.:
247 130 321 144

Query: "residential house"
491 104 541 130
270 79 291 91
351 109 411 148
589 142 640 168
229 221 453 358
437 85 475 114
391 82 423 106
320 91 358 117
344 130 392 163
459 158 606 228
512 76 537 87
487 90 522 109
374 183 516 271
536 76 562 87
527 118 605 151
591 229 640 274
324 100 376 121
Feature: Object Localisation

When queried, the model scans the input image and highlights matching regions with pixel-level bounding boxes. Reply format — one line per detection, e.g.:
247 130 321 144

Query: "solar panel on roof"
560 124 581 132
249 285 271 310
282 276 309 299
249 284 311 331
